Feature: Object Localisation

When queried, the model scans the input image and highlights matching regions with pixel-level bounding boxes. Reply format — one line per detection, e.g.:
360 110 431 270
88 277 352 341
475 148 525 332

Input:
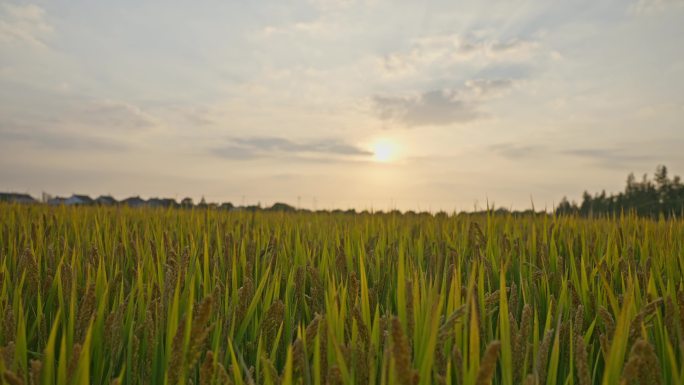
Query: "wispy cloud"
0 97 155 151
0 127 128 151
7 97 156 132
260 19 341 39
373 90 480 127
489 143 544 159
490 143 659 167
378 34 542 78
0 3 52 48
465 79 515 99
563 148 656 168
373 78 515 127
631 0 684 14
75 100 157 131
307 0 359 11
212 136 372 161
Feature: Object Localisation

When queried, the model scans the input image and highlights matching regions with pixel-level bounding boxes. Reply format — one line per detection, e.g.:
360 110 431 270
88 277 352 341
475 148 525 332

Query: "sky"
1 0 683 211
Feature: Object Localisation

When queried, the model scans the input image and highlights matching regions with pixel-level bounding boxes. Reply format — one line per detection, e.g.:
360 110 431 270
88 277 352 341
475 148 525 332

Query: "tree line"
556 165 684 218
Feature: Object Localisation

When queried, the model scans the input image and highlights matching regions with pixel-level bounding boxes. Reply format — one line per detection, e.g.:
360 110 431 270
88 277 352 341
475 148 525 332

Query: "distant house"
0 192 36 204
268 202 296 212
64 194 94 205
147 197 177 208
147 198 163 208
96 195 118 205
197 196 208 209
47 195 91 206
47 197 67 206
164 198 179 208
245 204 261 212
122 196 146 207
64 194 95 206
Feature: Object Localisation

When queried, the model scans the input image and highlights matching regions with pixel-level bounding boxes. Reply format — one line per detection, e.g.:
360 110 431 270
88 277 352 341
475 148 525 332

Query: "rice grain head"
391 317 416 385
29 359 42 385
475 341 501 385
621 339 662 385
200 351 215 385
187 295 215 370
574 334 590 385
2 370 24 385
536 329 554 385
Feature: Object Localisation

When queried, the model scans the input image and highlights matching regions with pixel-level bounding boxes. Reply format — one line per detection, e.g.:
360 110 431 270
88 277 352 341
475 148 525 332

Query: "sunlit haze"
1 0 683 211
373 140 397 163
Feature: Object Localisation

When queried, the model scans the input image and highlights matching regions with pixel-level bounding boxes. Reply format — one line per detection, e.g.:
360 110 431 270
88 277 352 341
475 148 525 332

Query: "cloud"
489 143 543 159
563 148 656 168
260 19 340 38
458 37 539 61
4 98 157 132
0 3 52 47
378 34 541 78
465 79 515 99
489 143 659 167
631 0 684 13
212 136 372 160
74 100 156 131
373 90 480 127
307 0 358 10
0 126 127 151
0 97 155 151
373 78 515 127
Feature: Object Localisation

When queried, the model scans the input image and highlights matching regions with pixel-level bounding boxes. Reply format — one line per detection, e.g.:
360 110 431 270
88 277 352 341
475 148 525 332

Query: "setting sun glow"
372 140 396 162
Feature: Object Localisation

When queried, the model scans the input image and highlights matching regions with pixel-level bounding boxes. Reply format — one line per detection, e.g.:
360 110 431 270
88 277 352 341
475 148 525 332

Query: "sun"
372 140 396 162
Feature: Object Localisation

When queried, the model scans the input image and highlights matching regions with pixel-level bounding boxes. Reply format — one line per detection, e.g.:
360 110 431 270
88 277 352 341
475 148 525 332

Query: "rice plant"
0 203 682 384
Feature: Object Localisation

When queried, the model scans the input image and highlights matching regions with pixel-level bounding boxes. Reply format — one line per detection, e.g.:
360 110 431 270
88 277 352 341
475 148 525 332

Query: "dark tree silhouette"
556 165 684 218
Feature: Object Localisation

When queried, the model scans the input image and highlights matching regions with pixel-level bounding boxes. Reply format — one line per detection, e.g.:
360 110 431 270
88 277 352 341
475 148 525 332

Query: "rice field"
0 203 683 385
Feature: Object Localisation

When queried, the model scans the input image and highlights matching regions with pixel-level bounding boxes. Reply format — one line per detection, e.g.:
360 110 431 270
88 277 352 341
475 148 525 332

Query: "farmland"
0 203 683 385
